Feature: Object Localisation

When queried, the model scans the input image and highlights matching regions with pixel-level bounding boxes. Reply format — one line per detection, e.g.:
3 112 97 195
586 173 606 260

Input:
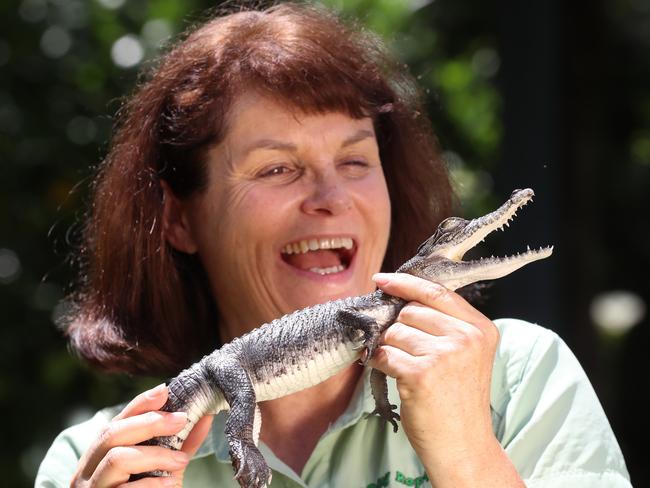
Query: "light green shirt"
36 319 631 487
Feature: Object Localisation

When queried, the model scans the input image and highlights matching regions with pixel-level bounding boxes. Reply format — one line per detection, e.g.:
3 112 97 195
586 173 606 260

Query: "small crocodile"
136 188 552 487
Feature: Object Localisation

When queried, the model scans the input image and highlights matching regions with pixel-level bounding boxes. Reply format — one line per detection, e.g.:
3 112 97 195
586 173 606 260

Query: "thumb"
181 415 214 457
169 415 213 484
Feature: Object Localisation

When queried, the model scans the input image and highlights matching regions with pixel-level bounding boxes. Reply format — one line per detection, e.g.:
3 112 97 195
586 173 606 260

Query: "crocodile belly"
252 340 360 401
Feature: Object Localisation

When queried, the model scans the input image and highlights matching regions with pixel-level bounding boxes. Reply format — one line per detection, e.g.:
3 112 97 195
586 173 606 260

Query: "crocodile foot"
230 440 272 488
368 404 401 433
368 368 401 432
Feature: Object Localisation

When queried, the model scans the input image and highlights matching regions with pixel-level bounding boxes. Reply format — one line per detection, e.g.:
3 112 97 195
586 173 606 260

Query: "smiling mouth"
281 237 355 275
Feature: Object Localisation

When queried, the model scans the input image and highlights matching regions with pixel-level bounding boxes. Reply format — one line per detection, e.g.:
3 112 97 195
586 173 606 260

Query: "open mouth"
427 188 553 290
444 189 536 262
281 237 356 275
454 188 552 264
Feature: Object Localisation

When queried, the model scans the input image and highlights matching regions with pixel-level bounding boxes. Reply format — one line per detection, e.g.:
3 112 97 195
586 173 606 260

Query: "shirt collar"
194 367 378 461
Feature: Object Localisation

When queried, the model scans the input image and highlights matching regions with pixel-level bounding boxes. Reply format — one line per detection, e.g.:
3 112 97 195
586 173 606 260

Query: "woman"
37 3 630 487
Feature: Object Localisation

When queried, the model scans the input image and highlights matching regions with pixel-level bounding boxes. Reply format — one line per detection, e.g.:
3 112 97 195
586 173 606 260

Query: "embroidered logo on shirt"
366 470 429 488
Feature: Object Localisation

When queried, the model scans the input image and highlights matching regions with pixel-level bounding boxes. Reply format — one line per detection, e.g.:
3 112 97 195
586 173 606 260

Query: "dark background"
2 0 648 486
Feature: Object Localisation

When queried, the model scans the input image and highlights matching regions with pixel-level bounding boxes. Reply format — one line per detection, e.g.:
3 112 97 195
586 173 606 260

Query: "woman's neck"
258 363 364 475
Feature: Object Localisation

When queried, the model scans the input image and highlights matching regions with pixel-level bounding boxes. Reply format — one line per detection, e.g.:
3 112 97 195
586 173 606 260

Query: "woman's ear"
160 180 199 254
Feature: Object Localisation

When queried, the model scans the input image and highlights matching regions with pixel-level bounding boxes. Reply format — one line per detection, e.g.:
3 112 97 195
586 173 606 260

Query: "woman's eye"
345 159 367 166
258 165 292 178
340 159 370 175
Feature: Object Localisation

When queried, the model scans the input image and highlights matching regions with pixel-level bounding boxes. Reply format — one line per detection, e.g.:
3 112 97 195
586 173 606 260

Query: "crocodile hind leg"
210 359 272 488
130 365 224 480
368 368 400 432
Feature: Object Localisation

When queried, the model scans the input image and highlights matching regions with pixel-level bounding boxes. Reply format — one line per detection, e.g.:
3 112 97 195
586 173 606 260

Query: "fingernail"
372 273 390 286
145 383 166 399
172 450 189 466
169 412 187 424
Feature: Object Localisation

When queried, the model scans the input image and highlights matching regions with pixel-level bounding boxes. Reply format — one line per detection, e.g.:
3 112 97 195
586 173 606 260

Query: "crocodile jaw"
431 246 553 291
440 188 536 261
406 188 553 290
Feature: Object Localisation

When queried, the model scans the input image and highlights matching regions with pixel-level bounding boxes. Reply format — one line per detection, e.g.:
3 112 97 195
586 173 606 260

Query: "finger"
114 384 168 421
396 303 476 337
381 322 440 356
180 415 213 458
107 411 189 446
368 343 419 381
80 411 187 480
373 273 491 327
91 445 188 487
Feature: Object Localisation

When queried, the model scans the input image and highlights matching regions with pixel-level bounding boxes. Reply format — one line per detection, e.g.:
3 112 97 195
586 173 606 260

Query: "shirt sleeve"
35 408 116 487
491 319 631 487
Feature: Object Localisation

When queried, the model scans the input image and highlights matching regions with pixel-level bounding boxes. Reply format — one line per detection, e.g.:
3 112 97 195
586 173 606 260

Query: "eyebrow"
241 128 375 156
341 128 375 147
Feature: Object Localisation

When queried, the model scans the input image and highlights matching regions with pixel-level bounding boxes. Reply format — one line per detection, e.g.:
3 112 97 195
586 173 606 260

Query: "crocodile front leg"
368 368 400 432
209 357 272 488
338 306 402 432
337 308 382 365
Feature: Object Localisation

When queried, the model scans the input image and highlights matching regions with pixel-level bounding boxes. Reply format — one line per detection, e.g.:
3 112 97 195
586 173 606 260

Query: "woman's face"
175 92 391 339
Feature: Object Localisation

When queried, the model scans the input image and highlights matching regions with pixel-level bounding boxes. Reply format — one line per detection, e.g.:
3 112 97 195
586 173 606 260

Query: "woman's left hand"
369 272 522 487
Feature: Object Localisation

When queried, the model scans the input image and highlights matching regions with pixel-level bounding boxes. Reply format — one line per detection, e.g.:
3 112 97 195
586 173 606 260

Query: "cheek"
203 183 298 251
238 187 295 227
378 181 392 228
358 172 391 230
352 172 391 263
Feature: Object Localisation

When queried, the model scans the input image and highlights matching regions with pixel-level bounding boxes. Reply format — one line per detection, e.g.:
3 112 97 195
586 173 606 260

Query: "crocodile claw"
230 440 272 488
368 404 401 432
337 308 382 365
360 342 377 367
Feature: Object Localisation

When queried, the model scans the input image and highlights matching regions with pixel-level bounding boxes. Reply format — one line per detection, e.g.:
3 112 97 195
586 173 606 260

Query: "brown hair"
66 2 456 376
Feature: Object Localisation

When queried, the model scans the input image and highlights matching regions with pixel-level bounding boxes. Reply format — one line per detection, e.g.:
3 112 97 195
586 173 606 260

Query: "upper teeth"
282 237 354 255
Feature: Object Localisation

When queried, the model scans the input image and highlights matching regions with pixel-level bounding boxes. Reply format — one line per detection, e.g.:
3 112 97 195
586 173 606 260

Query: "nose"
300 173 352 216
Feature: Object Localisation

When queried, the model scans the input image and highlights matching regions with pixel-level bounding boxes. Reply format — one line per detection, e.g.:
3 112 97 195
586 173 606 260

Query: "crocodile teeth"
477 245 553 263
282 237 354 255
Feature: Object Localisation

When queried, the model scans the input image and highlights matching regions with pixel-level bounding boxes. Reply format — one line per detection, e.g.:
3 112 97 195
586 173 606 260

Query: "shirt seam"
511 329 548 395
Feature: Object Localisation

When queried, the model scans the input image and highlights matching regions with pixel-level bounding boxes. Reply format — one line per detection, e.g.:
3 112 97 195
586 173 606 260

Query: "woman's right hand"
71 383 213 487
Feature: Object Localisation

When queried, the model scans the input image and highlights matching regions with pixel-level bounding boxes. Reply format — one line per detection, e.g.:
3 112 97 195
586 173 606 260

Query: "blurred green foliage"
1 0 648 486
327 0 503 212
1 1 211 484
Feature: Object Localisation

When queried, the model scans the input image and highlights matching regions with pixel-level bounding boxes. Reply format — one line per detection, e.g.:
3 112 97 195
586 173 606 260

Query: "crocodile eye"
439 217 460 231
